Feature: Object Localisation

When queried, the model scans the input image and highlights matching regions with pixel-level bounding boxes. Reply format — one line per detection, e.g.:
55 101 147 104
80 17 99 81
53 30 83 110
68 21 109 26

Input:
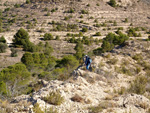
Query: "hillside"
0 0 150 113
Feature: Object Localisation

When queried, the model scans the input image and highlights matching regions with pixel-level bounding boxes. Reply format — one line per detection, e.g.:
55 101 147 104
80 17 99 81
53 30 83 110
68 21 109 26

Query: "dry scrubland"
0 0 150 113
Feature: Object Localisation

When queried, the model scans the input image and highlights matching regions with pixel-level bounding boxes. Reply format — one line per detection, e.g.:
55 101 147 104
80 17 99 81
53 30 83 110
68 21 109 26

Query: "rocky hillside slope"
1 40 150 113
0 0 150 113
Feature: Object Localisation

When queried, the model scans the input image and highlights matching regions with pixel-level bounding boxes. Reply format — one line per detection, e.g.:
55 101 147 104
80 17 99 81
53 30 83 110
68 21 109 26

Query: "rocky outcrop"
9 71 150 113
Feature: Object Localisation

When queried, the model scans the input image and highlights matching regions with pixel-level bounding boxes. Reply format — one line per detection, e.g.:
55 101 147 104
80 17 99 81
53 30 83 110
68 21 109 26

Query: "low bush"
81 10 88 14
43 91 64 105
0 63 31 96
81 27 88 32
108 0 116 7
11 48 18 57
0 43 7 53
43 33 53 40
128 75 147 94
33 103 44 113
94 32 101 36
0 36 6 43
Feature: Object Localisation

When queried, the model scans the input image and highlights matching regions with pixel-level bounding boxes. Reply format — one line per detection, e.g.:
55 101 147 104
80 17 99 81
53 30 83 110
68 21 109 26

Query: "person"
83 55 92 70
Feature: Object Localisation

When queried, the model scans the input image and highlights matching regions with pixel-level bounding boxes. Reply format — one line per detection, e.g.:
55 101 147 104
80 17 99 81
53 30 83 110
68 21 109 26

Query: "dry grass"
43 91 64 105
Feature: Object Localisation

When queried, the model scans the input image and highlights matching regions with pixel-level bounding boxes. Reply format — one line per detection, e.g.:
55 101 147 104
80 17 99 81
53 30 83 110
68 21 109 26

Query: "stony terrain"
0 0 150 113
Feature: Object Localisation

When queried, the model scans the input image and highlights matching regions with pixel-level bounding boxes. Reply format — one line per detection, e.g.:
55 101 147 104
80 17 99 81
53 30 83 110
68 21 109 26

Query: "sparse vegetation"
129 75 147 94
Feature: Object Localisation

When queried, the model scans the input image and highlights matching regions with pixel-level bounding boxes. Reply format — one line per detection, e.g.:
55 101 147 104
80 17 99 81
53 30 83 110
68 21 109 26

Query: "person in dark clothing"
83 55 92 70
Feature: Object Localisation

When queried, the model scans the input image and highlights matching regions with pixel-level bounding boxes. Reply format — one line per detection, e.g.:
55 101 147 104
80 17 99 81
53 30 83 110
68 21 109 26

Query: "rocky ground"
0 0 150 113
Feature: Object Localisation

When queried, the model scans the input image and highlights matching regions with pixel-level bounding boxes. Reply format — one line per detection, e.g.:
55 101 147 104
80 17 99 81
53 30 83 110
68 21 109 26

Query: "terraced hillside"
0 0 150 67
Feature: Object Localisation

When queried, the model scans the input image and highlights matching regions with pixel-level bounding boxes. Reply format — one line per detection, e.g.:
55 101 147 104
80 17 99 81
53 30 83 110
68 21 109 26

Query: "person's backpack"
88 57 92 63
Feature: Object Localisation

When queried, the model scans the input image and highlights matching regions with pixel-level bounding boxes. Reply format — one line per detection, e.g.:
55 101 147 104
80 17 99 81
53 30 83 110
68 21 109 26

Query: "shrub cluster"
74 41 84 59
0 63 31 96
42 91 64 105
51 22 78 32
68 36 100 45
108 0 116 7
65 8 74 13
127 27 142 37
13 28 36 52
43 33 54 40
128 75 147 94
93 32 129 54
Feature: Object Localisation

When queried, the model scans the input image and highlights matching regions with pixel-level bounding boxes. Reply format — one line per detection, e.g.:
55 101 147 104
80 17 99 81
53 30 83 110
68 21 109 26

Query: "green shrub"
43 91 64 105
87 4 90 7
89 101 115 113
4 8 10 12
44 7 48 11
21 52 34 66
132 54 143 61
100 32 129 52
127 28 139 37
0 42 7 53
108 0 116 7
57 55 79 70
43 33 54 40
11 48 18 57
81 27 88 32
113 21 117 26
38 71 51 79
66 8 74 13
0 36 6 43
64 15 72 21
94 32 101 36
33 103 44 113
13 28 35 52
44 42 53 56
51 8 58 13
0 81 7 95
55 35 60 40
79 15 83 18
32 53 40 64
46 12 50 16
124 18 128 23
81 10 88 14
0 63 31 96
26 0 30 4
74 41 84 59
14 4 20 8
